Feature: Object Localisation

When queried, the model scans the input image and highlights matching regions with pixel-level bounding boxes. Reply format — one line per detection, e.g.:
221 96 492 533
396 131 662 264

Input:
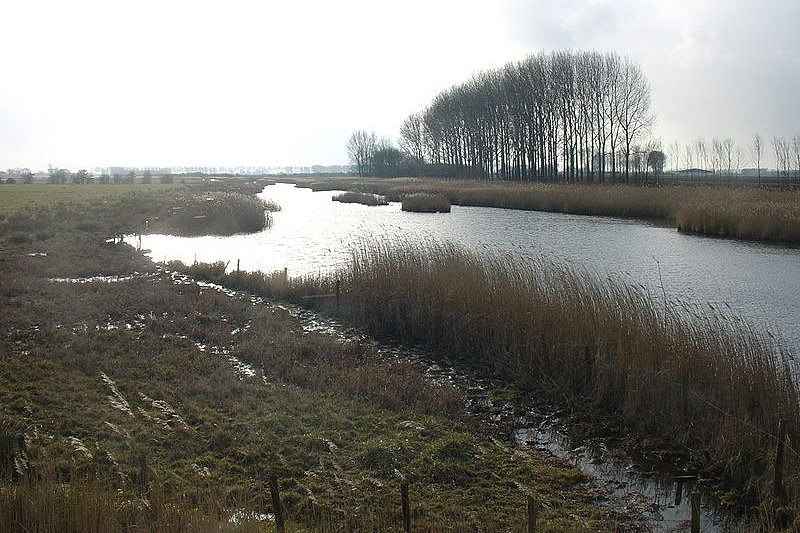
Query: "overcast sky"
1 0 798 170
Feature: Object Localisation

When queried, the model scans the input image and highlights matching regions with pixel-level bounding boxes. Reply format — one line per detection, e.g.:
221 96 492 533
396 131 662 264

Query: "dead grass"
400 193 451 213
327 240 800 513
294 178 800 243
331 191 388 206
0 184 624 532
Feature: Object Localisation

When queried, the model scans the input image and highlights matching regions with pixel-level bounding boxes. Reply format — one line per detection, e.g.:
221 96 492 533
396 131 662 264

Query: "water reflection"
132 182 800 354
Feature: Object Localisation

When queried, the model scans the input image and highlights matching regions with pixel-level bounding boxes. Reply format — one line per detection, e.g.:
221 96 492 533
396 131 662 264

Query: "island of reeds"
331 190 388 206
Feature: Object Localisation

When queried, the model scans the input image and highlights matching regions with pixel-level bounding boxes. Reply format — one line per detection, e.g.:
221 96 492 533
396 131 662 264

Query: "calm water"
134 182 800 354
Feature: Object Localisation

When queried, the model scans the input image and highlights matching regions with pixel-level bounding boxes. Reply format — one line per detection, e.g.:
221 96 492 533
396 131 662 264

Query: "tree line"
350 50 655 183
348 50 800 185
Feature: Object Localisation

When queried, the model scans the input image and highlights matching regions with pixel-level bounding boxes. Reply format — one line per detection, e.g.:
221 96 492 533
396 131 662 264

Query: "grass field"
0 181 629 532
184 239 800 526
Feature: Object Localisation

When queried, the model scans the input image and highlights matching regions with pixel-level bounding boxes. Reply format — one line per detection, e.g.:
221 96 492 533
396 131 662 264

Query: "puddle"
49 272 157 284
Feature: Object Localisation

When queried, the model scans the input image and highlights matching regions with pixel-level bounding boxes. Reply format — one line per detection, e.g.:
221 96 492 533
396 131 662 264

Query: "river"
134 182 800 355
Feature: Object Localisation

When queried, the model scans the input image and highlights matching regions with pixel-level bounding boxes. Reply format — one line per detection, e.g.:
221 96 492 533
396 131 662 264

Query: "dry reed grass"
400 193 451 213
331 240 800 511
332 191 388 206
149 192 276 236
297 178 800 243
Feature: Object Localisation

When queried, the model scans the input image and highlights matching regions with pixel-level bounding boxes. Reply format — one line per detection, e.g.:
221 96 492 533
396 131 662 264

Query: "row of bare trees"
398 51 653 183
666 134 800 183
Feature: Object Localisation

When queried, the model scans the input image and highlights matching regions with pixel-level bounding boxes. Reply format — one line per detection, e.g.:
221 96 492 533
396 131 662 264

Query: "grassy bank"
0 183 626 531
189 240 800 522
293 178 800 243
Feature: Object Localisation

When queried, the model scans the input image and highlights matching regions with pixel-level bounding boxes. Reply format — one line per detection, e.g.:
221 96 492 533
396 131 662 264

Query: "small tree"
751 133 764 185
647 150 666 177
73 169 89 184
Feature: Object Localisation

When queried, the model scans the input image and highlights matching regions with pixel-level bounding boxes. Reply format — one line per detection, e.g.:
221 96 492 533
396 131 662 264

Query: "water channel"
130 182 800 530
136 182 800 355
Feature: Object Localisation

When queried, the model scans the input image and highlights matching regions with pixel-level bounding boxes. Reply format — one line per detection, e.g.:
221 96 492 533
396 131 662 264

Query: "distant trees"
752 134 764 184
392 50 654 182
347 130 379 177
646 150 666 176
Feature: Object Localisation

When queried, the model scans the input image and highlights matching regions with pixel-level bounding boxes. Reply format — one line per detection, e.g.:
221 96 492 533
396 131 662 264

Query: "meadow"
292 178 800 243
187 240 800 526
0 182 628 532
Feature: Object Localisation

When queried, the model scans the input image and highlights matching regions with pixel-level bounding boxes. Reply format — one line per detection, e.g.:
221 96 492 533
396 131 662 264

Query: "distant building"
675 168 715 176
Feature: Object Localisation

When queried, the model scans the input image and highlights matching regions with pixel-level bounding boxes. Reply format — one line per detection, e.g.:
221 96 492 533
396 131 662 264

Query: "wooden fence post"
269 474 285 533
401 480 411 533
527 494 537 532
691 490 700 533
773 419 787 501
335 279 341 308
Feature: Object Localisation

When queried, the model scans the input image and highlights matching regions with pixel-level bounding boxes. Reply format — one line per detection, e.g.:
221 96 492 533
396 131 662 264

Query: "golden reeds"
334 240 799 508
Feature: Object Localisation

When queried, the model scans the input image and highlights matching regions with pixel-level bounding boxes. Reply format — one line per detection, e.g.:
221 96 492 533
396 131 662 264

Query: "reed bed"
296 178 800 243
330 240 800 510
331 191 388 206
149 192 277 237
400 193 451 213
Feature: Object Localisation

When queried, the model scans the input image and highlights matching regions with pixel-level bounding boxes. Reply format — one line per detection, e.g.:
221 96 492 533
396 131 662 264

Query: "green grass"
0 182 626 532
189 238 800 521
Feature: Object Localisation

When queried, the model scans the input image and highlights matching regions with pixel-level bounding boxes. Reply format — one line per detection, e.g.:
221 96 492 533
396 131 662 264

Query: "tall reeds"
149 192 278 237
332 191 388 206
333 240 799 508
401 193 451 213
296 178 800 243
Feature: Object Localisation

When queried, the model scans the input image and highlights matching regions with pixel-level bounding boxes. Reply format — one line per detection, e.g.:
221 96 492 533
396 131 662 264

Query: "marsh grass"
149 192 277 236
322 241 800 512
400 193 451 213
0 182 624 532
296 178 800 243
331 191 388 206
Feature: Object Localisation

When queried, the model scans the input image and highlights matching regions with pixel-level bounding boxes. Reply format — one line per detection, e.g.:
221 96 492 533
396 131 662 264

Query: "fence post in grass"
236 259 240 273
335 279 341 309
401 480 411 533
269 474 285 533
690 490 700 533
773 419 787 501
527 493 537 532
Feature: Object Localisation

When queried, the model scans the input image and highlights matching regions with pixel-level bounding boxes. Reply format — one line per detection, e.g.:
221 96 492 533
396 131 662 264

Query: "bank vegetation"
295 178 800 243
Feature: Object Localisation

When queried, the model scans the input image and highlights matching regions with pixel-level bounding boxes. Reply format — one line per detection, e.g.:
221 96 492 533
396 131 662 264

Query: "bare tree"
751 133 764 185
668 139 682 172
398 113 425 162
773 136 789 177
692 138 707 172
683 144 694 173
793 135 800 182
347 130 379 177
614 57 654 183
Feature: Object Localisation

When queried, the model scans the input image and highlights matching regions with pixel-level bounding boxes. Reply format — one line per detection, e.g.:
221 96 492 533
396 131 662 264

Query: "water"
133 182 800 354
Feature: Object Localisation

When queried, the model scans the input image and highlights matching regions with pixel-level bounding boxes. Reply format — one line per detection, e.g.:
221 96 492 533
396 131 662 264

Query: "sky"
1 0 798 171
